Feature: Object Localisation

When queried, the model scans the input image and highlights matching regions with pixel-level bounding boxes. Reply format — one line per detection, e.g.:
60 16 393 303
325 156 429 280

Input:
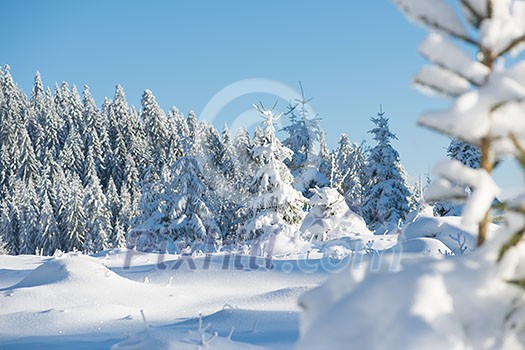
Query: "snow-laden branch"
481 1 525 56
394 0 478 46
413 65 470 98
425 159 500 227
460 0 485 28
419 34 490 86
419 69 525 152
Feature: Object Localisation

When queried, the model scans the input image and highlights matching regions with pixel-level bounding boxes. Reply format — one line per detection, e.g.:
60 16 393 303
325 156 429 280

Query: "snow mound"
298 248 525 349
400 215 498 255
5 254 119 289
391 237 452 255
301 187 371 242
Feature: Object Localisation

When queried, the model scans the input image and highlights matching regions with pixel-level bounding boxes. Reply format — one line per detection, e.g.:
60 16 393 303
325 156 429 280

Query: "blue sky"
1 0 522 191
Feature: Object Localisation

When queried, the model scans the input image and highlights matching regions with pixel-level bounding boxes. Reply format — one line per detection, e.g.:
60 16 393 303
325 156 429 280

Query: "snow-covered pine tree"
434 138 482 216
0 187 19 254
234 127 255 180
37 187 60 256
57 172 86 252
82 85 106 179
141 89 169 173
27 71 45 159
333 134 367 211
252 126 264 149
0 191 15 254
240 104 307 255
16 123 39 186
317 131 332 185
113 85 147 181
281 84 326 196
40 88 61 160
167 134 221 243
69 85 86 139
164 107 185 164
447 138 481 169
0 65 24 189
106 177 127 249
361 107 411 231
12 178 39 254
199 125 238 237
55 82 73 151
59 126 84 177
82 150 111 253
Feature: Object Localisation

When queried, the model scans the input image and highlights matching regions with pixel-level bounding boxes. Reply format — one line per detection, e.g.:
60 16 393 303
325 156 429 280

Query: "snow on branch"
413 65 470 98
419 70 525 150
425 159 500 227
419 34 490 86
394 0 477 45
460 0 485 28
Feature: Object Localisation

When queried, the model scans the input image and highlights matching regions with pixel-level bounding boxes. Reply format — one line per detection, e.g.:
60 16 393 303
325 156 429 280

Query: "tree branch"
417 15 479 47
418 52 483 87
487 0 494 19
460 0 484 28
496 34 525 58
412 78 464 98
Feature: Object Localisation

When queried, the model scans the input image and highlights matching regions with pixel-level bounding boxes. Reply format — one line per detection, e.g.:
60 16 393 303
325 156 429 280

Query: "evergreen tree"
55 82 73 150
106 177 127 248
447 138 480 169
166 106 186 163
141 89 169 171
82 85 106 179
318 131 332 184
0 185 20 254
57 173 86 251
361 107 411 230
27 71 45 158
37 181 60 255
333 135 367 211
82 150 111 253
16 124 39 185
40 89 61 160
13 178 39 254
281 84 322 174
434 138 481 216
240 105 307 243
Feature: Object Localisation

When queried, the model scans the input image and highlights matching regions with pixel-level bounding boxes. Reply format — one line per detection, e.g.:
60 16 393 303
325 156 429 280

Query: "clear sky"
1 0 523 192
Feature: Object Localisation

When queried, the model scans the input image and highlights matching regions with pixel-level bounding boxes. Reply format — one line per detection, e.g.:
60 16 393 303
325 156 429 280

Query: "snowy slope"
0 250 332 349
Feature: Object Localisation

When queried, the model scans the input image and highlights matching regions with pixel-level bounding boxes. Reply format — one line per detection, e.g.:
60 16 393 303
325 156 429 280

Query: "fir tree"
240 105 307 243
106 177 126 248
333 135 367 211
361 107 411 230
434 138 481 216
141 89 169 171
83 150 111 253
57 173 86 251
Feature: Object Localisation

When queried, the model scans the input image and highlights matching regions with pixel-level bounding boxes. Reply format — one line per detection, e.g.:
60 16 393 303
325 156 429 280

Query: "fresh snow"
0 251 324 349
0 222 467 349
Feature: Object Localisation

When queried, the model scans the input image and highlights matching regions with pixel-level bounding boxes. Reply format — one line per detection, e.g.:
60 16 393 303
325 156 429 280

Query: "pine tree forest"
0 66 415 255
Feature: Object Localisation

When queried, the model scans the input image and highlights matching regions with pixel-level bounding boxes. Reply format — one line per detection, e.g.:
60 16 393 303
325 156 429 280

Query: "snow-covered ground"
0 248 351 349
0 215 496 349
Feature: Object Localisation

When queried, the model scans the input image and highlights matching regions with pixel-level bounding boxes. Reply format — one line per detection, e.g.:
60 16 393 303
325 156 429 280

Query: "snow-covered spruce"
239 104 309 257
361 107 411 231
